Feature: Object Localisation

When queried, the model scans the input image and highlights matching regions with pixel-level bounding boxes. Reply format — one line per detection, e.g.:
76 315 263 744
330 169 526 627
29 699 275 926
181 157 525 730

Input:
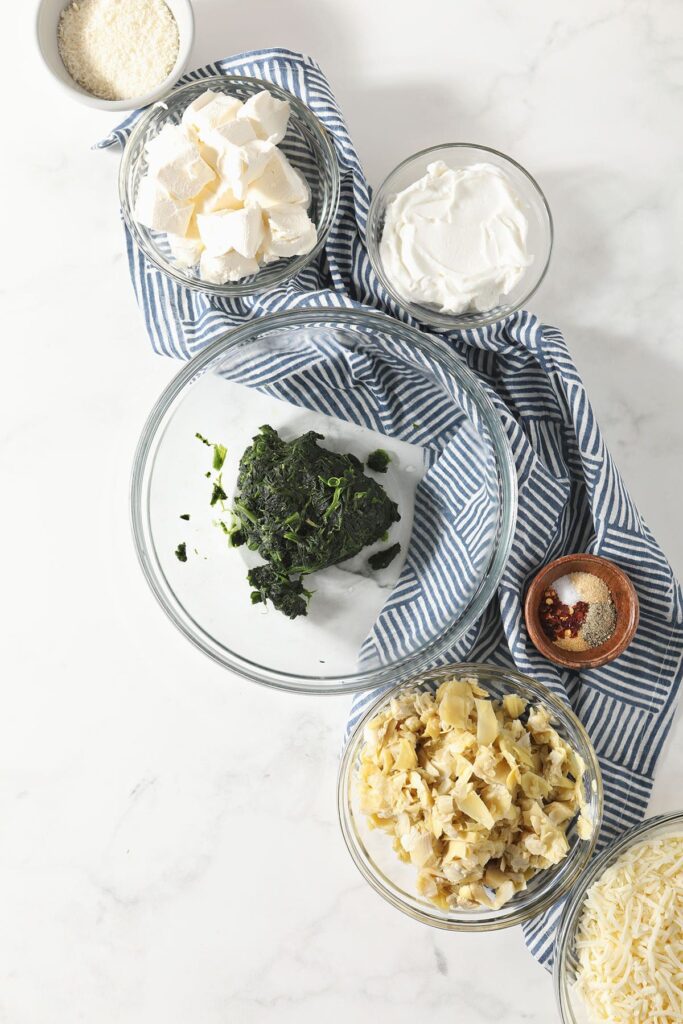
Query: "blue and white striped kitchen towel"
100 49 683 969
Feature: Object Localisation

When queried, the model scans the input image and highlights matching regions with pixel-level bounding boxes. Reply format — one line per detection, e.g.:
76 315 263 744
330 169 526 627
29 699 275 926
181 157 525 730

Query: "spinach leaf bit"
179 513 190 521
368 543 401 571
366 448 391 473
218 517 245 548
195 432 227 471
210 476 228 507
234 425 400 618
212 444 227 471
175 542 188 562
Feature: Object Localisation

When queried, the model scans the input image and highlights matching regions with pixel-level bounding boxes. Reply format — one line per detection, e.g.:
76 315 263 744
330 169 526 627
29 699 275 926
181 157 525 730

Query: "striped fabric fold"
100 49 683 970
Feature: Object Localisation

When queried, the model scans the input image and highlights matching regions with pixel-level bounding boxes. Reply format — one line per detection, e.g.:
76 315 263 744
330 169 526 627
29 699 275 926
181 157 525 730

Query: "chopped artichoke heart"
438 681 472 729
394 738 418 771
503 694 528 718
520 771 552 799
576 813 593 840
355 676 592 912
475 698 499 746
455 790 496 830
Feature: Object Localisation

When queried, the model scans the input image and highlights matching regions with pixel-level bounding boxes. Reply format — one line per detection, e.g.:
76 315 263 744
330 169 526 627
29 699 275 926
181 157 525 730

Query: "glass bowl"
130 308 517 693
367 144 553 331
119 75 340 297
338 663 603 928
554 811 683 1023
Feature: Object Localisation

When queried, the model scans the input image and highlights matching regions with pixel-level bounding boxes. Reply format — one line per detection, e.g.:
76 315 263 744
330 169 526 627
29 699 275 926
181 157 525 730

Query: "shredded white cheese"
575 834 683 1024
58 0 179 101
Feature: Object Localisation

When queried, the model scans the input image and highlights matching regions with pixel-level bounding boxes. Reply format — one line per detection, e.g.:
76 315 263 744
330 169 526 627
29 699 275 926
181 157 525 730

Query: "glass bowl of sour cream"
366 144 553 331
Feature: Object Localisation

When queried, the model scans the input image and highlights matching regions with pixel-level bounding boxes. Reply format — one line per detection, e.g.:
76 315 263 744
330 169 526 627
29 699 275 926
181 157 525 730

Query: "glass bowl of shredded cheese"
119 75 340 297
338 663 602 930
555 811 683 1024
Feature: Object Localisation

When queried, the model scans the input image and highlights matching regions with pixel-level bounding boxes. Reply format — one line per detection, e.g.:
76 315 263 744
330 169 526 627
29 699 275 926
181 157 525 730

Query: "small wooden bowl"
524 554 639 670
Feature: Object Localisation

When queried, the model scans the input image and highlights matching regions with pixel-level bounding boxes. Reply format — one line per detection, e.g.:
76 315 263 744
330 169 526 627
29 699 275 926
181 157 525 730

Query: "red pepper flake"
539 587 589 641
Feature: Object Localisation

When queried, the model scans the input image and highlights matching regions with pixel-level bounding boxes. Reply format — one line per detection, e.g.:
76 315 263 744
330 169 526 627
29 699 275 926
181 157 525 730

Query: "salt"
553 574 580 606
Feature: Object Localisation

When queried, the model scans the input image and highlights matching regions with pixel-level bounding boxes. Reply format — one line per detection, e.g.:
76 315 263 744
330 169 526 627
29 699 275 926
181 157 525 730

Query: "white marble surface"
3 2 683 1021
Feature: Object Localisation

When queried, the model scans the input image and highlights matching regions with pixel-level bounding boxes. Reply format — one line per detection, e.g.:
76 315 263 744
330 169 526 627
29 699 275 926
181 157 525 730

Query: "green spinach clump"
234 425 400 618
366 448 391 473
368 543 401 571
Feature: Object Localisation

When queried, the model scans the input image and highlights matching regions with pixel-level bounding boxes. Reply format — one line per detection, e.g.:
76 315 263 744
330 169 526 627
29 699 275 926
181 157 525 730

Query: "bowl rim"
366 142 554 331
35 0 195 112
337 661 604 930
524 553 640 669
118 74 341 297
130 308 518 694
553 809 683 1023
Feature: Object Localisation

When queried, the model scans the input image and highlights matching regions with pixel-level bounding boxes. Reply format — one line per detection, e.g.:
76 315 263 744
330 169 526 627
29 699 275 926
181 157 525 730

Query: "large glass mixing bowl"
131 308 517 693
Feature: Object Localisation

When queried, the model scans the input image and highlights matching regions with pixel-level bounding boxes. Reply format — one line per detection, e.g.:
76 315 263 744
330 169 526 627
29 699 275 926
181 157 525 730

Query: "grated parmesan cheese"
575 834 683 1024
58 0 179 101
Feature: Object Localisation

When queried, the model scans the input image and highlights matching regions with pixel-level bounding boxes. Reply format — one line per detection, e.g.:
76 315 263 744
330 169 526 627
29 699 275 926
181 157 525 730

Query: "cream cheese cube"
134 177 193 236
200 250 259 284
144 124 188 167
181 90 216 134
264 204 317 257
194 179 241 215
256 241 280 265
145 125 215 200
227 140 275 199
212 119 257 147
237 90 290 144
197 205 264 258
199 119 257 170
191 93 243 139
246 149 310 208
168 231 204 267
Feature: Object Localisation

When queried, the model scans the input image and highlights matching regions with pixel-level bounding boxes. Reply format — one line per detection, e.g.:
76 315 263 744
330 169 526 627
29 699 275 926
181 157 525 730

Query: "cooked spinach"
367 448 391 473
210 478 227 506
233 424 400 617
175 542 188 562
196 432 227 471
218 517 245 548
180 513 190 521
368 543 401 571
248 565 312 619
212 444 227 471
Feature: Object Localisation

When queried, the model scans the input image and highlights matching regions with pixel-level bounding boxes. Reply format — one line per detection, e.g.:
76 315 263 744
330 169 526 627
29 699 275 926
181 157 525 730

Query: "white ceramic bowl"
35 0 194 111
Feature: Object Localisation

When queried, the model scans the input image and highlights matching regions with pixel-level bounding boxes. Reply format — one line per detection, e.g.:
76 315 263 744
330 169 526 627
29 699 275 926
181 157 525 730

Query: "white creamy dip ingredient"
134 89 317 284
379 160 533 315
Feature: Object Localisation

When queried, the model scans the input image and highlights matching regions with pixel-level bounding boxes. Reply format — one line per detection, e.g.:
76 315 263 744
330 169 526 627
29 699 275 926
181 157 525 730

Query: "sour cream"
379 160 533 315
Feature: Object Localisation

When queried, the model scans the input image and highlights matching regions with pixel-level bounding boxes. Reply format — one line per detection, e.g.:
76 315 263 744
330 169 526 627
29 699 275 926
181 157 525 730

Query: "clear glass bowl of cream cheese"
119 76 340 297
367 144 553 331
